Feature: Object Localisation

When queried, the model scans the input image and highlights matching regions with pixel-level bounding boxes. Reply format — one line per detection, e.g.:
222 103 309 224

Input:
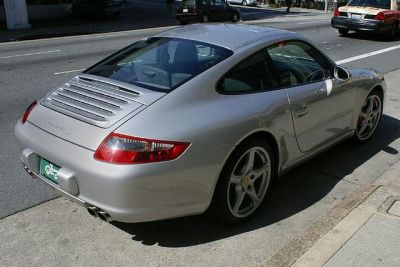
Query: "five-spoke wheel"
210 139 275 223
354 92 382 142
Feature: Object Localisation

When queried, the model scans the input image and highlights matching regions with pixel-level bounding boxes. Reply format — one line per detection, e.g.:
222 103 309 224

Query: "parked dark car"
176 0 241 25
72 0 124 18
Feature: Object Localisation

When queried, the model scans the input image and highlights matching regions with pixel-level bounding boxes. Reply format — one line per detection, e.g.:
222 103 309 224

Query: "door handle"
295 105 308 118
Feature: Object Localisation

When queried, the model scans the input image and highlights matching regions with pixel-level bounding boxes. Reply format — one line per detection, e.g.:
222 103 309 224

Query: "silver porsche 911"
15 24 385 223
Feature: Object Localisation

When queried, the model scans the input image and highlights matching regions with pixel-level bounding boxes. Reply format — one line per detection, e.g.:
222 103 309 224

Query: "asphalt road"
1 10 400 221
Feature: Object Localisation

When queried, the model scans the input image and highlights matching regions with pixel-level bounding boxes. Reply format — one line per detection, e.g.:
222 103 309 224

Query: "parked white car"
229 0 257 6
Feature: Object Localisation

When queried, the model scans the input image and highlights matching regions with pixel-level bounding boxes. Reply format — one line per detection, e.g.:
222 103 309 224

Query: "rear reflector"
375 12 385 21
94 133 190 164
22 100 37 124
334 8 340 17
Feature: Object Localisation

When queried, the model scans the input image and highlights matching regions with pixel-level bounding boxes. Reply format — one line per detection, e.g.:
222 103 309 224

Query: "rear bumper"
15 120 230 223
331 17 391 33
175 12 201 22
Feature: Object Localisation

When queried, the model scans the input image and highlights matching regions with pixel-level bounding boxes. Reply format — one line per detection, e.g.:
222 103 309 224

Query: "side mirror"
334 66 350 81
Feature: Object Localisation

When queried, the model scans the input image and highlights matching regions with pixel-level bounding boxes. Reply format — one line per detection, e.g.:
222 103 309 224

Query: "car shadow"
112 114 400 247
339 31 400 42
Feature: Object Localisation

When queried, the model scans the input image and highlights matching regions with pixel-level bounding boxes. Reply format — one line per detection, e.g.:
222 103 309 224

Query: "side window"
267 41 333 87
212 0 223 5
397 0 400 10
219 50 279 93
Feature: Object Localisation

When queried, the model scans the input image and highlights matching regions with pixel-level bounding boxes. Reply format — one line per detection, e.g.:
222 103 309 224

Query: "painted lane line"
54 69 85 75
336 44 400 65
81 32 130 40
52 42 400 75
297 21 318 25
0 50 61 59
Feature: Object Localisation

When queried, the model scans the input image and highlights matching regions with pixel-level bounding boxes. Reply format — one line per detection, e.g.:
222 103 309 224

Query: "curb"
292 158 400 267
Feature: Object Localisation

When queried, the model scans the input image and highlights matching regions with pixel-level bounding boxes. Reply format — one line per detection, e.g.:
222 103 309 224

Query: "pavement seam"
262 184 377 267
319 211 375 267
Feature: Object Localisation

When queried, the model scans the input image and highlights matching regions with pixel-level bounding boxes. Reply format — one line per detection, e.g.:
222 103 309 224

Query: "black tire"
209 139 276 223
201 14 209 23
387 22 398 40
179 20 188 25
352 90 383 143
338 28 348 36
232 12 240 22
242 0 248 5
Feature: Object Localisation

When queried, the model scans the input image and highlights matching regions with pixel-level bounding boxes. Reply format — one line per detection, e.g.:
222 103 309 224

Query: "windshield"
347 0 390 9
85 37 233 92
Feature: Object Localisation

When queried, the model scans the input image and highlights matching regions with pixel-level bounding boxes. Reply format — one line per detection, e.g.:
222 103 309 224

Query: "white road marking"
54 69 85 75
336 44 400 65
0 50 61 59
81 32 130 40
297 21 318 25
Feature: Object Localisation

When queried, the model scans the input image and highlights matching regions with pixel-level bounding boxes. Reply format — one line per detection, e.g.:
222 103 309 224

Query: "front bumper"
331 17 391 33
15 120 231 223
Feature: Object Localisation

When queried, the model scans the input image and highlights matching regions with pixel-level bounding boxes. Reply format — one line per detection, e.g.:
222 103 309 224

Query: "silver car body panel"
15 24 386 222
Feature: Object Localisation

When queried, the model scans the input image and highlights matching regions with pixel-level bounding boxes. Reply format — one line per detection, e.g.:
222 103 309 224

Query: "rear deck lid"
28 74 166 150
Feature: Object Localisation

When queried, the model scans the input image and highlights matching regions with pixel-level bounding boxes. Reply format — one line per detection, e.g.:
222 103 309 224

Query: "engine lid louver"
41 75 144 128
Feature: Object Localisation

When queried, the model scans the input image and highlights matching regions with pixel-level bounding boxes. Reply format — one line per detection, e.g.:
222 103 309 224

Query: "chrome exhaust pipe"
98 211 113 222
87 206 101 217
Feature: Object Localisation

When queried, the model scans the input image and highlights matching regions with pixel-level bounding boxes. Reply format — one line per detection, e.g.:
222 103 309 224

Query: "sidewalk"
0 5 330 43
292 70 400 267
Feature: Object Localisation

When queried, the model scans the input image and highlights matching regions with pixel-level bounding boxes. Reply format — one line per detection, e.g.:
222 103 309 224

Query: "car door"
208 0 225 20
266 40 355 152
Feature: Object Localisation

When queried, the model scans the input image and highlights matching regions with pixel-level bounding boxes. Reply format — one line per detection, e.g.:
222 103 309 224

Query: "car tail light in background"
22 100 37 124
94 133 190 164
334 8 340 17
375 12 385 21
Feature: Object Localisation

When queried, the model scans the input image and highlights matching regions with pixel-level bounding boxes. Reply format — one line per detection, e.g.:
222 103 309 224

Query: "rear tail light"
22 100 37 124
94 133 190 164
375 12 385 21
334 8 340 17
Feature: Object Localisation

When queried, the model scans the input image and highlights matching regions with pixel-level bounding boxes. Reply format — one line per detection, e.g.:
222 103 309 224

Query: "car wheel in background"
202 14 209 23
338 28 348 36
387 22 398 40
232 12 239 22
210 139 275 223
241 0 248 6
353 91 383 143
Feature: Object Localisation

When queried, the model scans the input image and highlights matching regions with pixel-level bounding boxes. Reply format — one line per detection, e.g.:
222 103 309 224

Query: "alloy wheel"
232 13 238 22
356 94 382 141
227 147 271 218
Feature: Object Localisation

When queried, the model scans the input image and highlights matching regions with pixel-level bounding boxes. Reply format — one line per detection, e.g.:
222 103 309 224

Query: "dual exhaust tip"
87 206 113 222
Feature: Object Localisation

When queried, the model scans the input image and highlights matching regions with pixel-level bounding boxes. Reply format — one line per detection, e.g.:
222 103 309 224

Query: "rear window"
347 0 390 9
181 0 196 6
85 37 233 92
